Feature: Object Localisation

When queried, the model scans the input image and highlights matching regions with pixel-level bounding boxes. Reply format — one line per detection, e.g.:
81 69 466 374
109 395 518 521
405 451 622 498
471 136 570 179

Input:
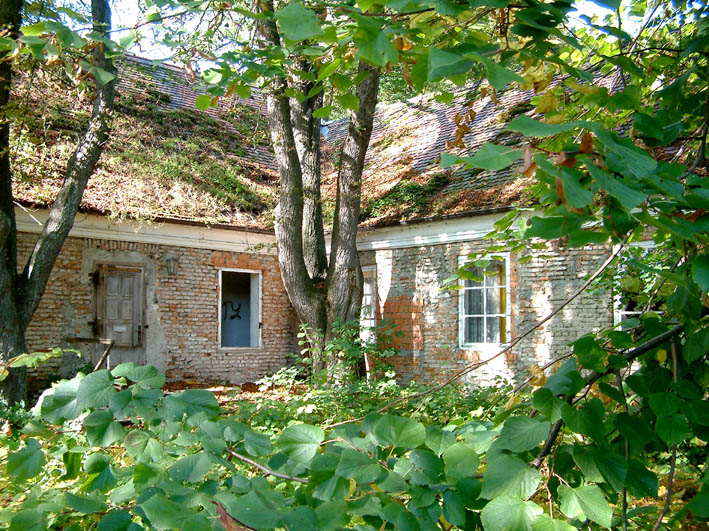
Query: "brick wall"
361 240 614 385
17 231 296 393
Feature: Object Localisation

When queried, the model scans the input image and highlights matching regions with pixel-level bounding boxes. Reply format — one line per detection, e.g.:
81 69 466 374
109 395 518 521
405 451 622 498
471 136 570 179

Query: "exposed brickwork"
17 231 296 394
361 241 614 386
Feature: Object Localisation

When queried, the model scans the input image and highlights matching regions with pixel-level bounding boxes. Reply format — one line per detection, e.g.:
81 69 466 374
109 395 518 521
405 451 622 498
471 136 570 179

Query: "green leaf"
97 510 137 531
7 438 45 482
497 416 551 453
428 47 474 81
531 515 577 531
77 370 115 409
176 389 221 418
83 452 116 492
337 93 360 112
356 30 398 67
481 497 543 531
313 106 333 118
585 161 647 210
124 430 163 463
476 56 527 91
231 490 285 529
374 415 426 448
65 492 107 514
169 452 212 483
111 363 165 389
558 484 612 528
140 493 209 530
91 66 116 85
532 388 564 422
692 255 709 292
481 454 541 499
36 375 82 423
559 170 593 209
336 449 381 483
626 459 659 498
21 22 46 36
195 94 212 111
84 409 126 447
275 3 324 43
443 491 466 526
442 442 479 483
441 143 523 171
506 115 579 137
426 425 456 455
284 506 319 531
655 414 692 446
244 430 272 456
277 423 324 463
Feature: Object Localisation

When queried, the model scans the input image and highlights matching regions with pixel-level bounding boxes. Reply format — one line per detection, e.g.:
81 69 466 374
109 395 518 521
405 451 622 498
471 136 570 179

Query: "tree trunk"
255 2 380 381
325 63 380 329
0 0 115 405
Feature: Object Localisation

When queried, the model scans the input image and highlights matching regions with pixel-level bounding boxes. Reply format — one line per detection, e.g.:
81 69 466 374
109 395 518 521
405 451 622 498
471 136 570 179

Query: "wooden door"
98 266 143 349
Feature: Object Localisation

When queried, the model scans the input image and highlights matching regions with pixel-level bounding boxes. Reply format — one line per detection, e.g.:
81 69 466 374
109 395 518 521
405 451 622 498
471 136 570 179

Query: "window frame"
457 253 511 349
360 265 377 342
613 240 658 327
218 268 263 350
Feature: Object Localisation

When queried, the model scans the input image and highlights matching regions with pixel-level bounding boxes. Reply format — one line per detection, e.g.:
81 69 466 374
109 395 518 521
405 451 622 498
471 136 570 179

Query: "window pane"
463 265 484 287
485 287 500 314
464 289 483 315
484 263 505 287
486 316 501 343
465 317 484 343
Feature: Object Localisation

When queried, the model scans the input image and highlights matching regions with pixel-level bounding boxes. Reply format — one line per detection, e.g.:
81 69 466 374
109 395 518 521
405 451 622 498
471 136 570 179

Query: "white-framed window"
360 265 377 342
458 254 511 347
613 241 668 327
219 269 262 348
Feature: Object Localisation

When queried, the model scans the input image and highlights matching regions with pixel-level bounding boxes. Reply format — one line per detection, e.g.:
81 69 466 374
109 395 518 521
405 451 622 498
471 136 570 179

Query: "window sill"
219 346 264 351
458 342 509 352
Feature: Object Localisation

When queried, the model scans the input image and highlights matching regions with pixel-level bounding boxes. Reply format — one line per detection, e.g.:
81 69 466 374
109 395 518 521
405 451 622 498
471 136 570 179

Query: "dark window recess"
221 271 260 348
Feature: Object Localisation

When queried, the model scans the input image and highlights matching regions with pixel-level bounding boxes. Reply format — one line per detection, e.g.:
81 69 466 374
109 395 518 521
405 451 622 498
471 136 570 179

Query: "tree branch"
651 341 679 531
228 449 308 483
18 0 115 326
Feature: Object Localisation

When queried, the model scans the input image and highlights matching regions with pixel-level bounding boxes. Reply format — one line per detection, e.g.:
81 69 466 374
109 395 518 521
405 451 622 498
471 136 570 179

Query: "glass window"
360 266 377 342
458 256 509 346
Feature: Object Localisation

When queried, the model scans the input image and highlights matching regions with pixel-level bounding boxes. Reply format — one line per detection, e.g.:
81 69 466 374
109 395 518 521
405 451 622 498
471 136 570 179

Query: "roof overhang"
14 207 278 254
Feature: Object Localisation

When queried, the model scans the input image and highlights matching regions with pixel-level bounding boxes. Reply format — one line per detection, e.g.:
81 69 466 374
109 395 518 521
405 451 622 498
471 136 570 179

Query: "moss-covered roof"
12 55 551 232
11 55 277 230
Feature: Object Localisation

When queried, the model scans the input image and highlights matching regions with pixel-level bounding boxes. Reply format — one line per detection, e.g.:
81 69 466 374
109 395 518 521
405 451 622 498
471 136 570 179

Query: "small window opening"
220 271 260 348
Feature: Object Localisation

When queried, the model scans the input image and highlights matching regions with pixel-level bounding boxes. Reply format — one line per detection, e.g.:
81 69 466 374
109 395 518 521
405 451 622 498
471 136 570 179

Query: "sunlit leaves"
277 423 324 463
558 484 612 528
274 3 324 43
7 438 45 482
481 454 541 499
480 497 543 531
373 415 426 449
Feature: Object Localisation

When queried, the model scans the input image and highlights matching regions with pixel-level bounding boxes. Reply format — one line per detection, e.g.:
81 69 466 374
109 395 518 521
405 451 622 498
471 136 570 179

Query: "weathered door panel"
97 265 145 367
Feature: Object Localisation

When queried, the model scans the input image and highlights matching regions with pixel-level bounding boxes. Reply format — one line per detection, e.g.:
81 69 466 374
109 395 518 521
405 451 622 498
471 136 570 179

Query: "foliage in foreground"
0 350 707 530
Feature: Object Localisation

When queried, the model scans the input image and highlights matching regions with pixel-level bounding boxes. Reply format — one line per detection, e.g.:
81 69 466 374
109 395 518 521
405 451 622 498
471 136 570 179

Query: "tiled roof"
324 83 538 227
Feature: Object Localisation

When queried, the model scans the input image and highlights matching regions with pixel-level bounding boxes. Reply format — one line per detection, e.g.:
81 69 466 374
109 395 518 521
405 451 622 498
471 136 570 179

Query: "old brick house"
13 56 614 391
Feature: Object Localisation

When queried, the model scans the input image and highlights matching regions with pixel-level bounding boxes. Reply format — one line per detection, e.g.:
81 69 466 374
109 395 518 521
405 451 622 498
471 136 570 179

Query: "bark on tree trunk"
0 0 26 405
256 2 380 381
0 0 115 405
326 63 380 329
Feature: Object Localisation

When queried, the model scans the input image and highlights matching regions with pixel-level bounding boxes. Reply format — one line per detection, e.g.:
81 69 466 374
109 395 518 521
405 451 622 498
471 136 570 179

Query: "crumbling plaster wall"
360 240 614 385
